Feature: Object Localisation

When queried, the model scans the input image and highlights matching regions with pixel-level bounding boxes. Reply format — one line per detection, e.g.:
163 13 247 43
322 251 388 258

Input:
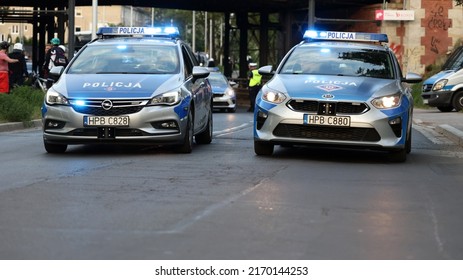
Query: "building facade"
1 1 462 74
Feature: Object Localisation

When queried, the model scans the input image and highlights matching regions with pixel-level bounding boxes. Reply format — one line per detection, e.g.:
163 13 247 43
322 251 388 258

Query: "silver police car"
253 31 422 162
42 26 213 153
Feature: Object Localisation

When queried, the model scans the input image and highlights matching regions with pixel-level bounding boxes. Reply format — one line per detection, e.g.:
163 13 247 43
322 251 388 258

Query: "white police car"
42 26 213 153
253 31 422 162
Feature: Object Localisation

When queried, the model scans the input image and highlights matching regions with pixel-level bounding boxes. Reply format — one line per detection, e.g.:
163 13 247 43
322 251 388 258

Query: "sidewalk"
1 108 462 147
413 108 463 147
0 119 42 132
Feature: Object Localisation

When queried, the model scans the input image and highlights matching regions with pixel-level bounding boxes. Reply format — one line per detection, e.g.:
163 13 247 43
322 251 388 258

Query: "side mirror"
258 65 274 75
192 66 210 83
402 72 422 84
48 66 65 81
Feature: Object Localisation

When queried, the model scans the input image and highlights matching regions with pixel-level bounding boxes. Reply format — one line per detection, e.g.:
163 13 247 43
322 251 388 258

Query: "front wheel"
388 149 406 163
195 109 213 144
44 141 67 153
176 110 194 153
452 91 463 112
254 140 274 156
437 106 454 112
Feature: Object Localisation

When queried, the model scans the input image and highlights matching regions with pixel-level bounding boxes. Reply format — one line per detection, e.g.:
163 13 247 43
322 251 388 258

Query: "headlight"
148 91 180 106
225 88 235 97
45 89 69 105
262 88 286 104
432 79 447 91
371 94 401 109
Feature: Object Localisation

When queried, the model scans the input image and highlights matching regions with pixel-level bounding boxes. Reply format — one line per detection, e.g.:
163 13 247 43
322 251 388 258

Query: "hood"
54 73 182 99
423 70 455 85
211 84 229 94
267 74 398 102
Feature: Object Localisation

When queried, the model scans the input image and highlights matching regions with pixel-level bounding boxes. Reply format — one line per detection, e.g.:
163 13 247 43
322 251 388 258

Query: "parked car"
421 46 463 112
42 26 213 153
253 30 422 162
208 71 237 112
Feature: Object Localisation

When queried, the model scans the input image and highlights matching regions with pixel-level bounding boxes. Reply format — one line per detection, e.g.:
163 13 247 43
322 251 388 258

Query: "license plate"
304 114 350 127
423 99 429 104
83 116 130 127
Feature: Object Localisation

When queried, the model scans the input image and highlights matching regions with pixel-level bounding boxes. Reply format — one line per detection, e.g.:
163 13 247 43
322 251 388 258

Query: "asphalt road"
0 107 463 259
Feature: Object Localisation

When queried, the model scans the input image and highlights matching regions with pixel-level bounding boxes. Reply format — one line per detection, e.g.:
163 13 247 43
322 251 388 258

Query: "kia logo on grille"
322 94 335 99
101 99 113 110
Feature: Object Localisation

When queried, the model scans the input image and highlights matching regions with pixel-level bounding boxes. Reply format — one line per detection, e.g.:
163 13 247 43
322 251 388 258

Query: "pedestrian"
0 41 19 94
8 43 29 89
43 38 68 75
41 44 52 78
247 62 262 112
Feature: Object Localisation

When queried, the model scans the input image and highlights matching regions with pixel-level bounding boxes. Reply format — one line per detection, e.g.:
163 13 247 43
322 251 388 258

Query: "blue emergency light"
303 30 388 43
97 26 180 38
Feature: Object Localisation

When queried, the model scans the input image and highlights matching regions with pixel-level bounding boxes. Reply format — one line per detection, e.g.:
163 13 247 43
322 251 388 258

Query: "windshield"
442 47 463 71
280 45 394 79
68 44 180 74
208 73 229 87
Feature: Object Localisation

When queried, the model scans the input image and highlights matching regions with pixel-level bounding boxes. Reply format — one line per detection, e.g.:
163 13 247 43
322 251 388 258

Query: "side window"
181 45 194 78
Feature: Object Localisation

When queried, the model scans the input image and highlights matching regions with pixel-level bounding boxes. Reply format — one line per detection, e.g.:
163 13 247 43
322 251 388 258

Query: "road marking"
414 119 454 145
162 177 270 234
213 121 253 137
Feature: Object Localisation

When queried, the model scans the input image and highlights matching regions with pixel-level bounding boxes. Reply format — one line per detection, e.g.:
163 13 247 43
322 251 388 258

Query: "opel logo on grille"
101 99 113 110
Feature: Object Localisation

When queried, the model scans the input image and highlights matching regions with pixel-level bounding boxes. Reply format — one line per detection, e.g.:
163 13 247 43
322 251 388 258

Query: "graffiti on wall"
427 4 452 31
391 42 423 73
421 1 453 67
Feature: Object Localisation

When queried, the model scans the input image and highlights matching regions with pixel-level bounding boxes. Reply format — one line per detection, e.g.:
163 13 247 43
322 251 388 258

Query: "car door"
181 44 211 134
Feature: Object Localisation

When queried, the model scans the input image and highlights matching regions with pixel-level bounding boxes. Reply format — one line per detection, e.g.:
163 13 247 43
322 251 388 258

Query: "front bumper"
213 94 236 110
421 89 453 107
42 103 189 146
253 100 410 151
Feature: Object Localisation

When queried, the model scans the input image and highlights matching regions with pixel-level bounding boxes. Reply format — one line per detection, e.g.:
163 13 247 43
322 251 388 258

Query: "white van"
421 46 463 112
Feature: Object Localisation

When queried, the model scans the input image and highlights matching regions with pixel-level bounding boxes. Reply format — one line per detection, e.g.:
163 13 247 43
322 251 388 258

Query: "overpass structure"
1 0 384 77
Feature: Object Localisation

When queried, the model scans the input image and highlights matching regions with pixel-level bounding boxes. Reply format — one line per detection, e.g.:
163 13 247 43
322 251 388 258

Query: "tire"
437 106 454 112
452 91 463 112
195 109 213 144
254 140 274 156
406 127 412 154
388 149 407 163
176 110 194 153
44 141 67 153
406 114 412 154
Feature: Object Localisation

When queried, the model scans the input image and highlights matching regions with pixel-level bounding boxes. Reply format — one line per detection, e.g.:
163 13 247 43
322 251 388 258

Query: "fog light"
161 121 177 128
152 120 179 130
256 110 268 130
388 117 401 125
45 120 65 129
388 117 402 137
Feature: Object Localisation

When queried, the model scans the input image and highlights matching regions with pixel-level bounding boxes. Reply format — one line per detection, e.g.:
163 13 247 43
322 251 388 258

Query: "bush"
0 86 45 122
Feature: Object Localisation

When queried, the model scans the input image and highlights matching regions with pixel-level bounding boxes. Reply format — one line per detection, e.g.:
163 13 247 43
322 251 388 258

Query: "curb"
436 124 463 147
0 119 42 133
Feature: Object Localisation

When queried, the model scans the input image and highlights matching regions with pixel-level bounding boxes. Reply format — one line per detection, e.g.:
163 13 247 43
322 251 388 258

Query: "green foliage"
0 86 44 122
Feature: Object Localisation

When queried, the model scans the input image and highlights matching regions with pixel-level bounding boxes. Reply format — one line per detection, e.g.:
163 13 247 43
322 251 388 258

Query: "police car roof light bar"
303 30 388 43
97 26 180 38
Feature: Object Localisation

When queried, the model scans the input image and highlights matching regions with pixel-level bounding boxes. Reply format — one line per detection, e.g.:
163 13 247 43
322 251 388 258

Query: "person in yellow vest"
248 62 262 112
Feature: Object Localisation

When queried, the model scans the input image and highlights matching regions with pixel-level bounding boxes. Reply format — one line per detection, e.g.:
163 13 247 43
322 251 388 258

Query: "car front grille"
70 99 147 116
273 124 381 142
287 100 369 115
214 101 230 107
422 84 432 92
71 128 146 137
